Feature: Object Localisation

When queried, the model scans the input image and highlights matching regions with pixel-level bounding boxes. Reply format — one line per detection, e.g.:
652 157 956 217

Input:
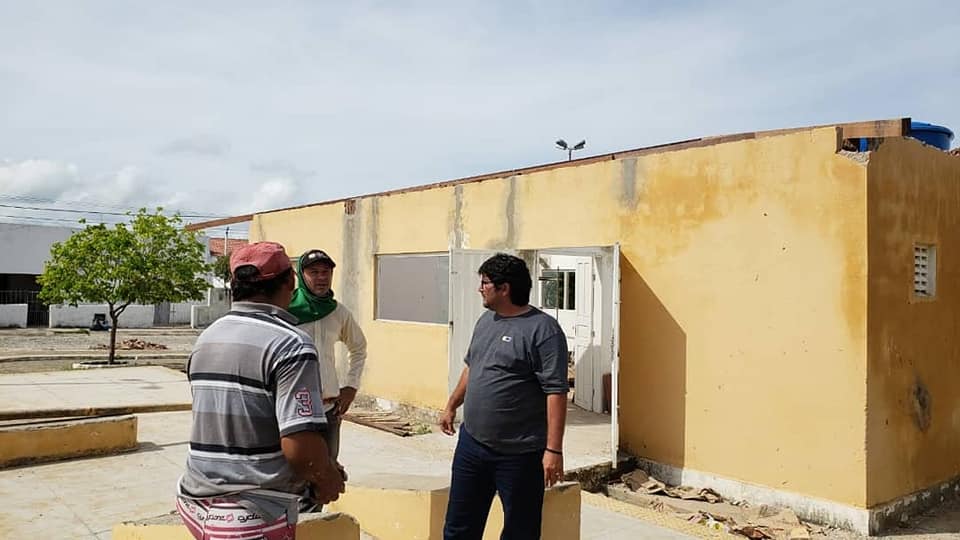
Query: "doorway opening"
448 245 620 465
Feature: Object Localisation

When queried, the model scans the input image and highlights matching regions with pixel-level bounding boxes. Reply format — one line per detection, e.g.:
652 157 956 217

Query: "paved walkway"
0 366 190 414
0 367 701 539
0 412 700 539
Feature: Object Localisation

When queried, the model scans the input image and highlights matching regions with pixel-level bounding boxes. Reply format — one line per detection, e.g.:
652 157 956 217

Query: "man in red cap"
176 241 345 540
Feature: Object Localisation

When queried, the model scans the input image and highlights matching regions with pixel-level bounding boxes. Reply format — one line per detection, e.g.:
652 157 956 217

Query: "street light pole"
555 139 587 161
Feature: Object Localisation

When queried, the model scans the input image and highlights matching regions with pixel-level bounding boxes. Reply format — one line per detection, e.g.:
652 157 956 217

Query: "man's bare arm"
543 393 567 486
281 431 345 503
440 367 469 435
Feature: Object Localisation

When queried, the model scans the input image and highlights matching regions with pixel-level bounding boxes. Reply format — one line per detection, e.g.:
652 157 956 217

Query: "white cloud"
0 159 225 219
0 159 79 200
0 1 957 220
250 177 299 212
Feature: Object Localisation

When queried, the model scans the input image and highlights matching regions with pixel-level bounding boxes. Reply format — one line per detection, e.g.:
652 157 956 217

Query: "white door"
448 249 500 393
573 257 595 410
610 243 621 465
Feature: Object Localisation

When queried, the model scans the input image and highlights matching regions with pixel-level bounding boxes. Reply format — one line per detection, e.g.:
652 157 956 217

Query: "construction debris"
621 470 722 503
343 410 427 437
91 339 168 350
614 470 815 540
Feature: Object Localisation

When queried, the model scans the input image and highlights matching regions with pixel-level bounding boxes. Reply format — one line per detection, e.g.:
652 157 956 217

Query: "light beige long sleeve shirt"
298 303 367 402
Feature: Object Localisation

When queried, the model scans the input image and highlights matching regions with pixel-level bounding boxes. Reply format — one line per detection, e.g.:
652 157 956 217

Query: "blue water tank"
910 121 954 151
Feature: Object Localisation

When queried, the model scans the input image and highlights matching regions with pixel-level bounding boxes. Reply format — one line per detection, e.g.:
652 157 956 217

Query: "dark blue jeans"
443 428 545 540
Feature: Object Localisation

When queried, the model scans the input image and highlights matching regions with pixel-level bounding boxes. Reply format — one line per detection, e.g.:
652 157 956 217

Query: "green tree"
213 254 232 286
38 208 211 364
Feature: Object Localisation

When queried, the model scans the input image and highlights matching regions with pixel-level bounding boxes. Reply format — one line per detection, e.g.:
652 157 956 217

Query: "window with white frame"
540 269 576 310
376 254 449 323
913 244 937 298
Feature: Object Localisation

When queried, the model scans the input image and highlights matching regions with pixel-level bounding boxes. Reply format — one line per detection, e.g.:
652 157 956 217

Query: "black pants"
322 408 341 461
443 428 544 540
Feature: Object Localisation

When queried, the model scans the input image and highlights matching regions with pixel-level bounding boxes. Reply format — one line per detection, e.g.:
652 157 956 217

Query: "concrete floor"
0 366 191 413
0 367 696 539
0 411 696 539
2 367 959 539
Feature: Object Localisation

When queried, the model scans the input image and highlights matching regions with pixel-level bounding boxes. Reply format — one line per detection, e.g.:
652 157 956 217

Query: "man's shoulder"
520 307 565 336
218 310 317 353
333 302 356 319
521 306 560 325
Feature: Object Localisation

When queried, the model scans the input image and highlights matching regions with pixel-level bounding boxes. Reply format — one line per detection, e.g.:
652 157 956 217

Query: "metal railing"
0 289 49 327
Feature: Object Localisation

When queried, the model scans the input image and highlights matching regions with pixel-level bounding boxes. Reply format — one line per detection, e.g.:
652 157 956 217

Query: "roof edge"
184 117 909 231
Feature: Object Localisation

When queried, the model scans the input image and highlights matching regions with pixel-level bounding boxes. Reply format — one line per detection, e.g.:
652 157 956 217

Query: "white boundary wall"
49 304 155 328
0 304 27 328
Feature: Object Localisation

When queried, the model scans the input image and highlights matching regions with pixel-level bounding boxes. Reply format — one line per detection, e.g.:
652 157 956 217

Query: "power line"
0 214 88 225
0 202 222 218
0 194 227 217
0 214 248 237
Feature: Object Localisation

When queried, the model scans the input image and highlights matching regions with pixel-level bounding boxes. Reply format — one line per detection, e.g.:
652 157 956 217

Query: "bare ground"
0 327 195 373
1 327 958 538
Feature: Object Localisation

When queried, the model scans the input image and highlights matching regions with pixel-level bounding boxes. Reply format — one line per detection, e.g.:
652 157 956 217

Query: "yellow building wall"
252 128 870 506
865 138 960 506
616 131 869 507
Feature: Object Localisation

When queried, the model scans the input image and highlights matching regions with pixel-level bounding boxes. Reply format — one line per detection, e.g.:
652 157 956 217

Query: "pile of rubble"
91 338 169 351
611 470 829 540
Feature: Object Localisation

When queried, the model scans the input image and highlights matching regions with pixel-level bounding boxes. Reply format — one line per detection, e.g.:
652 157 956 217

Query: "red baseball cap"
229 242 291 281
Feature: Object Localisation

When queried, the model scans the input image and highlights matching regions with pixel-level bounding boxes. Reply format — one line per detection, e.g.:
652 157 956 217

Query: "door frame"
535 244 621 464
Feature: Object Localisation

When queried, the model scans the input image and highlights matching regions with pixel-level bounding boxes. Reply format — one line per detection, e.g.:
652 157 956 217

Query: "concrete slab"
0 366 190 414
581 502 696 539
0 412 189 539
0 414 138 467
0 410 698 540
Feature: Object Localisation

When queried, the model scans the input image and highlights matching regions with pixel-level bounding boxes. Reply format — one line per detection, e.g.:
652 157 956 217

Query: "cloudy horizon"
2 1 958 236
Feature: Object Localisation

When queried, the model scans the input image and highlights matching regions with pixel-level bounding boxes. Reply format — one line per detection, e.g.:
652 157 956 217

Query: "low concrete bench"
112 511 360 539
0 414 137 468
327 474 581 540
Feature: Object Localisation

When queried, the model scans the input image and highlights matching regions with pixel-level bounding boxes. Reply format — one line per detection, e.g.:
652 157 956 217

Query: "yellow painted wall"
252 193 454 410
252 128 870 505
616 131 869 507
327 475 580 540
0 415 138 467
865 138 960 506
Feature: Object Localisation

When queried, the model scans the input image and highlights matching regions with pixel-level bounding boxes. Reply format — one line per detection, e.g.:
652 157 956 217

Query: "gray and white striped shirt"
179 301 327 500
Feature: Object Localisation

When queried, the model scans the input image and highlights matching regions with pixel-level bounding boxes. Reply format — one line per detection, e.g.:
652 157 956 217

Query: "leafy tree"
213 254 232 286
39 208 211 364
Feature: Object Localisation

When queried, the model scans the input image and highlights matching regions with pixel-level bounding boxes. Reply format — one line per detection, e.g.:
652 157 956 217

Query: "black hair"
478 253 532 306
230 266 293 301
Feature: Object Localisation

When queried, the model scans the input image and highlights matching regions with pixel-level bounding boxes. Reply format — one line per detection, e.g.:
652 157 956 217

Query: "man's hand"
440 368 468 436
439 408 457 436
543 451 564 487
310 459 346 504
336 386 358 416
281 432 344 504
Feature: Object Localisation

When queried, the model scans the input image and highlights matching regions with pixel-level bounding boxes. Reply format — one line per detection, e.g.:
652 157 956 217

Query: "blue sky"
1 1 958 236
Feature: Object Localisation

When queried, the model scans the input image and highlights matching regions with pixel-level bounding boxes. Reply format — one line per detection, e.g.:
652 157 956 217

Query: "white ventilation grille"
913 244 936 298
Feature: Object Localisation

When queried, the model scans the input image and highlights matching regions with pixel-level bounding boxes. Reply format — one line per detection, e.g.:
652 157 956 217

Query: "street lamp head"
555 139 568 150
573 140 586 150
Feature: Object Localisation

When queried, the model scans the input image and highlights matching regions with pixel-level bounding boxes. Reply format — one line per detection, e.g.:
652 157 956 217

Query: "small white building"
0 222 78 327
0 221 215 328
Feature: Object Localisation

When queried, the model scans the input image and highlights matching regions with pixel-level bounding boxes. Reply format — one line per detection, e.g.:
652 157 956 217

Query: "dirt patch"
91 338 169 350
0 358 186 374
0 328 198 355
